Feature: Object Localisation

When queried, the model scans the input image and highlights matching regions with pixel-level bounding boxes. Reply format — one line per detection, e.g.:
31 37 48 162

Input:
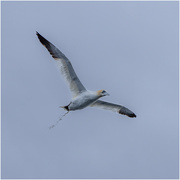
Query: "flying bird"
36 32 136 123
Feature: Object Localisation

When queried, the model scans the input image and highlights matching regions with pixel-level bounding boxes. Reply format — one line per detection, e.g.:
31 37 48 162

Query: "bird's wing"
36 32 86 97
90 100 136 118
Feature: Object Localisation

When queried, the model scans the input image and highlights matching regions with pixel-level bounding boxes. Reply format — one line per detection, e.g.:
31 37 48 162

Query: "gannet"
36 32 136 119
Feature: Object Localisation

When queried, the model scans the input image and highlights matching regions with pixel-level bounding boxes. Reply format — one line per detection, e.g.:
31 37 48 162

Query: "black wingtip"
36 31 50 47
129 113 136 118
119 107 136 118
36 31 44 40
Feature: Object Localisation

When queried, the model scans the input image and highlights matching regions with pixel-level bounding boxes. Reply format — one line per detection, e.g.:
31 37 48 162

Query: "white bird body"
68 91 101 111
36 32 136 118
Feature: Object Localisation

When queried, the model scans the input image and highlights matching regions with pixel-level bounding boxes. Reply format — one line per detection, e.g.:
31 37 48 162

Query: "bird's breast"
69 93 99 111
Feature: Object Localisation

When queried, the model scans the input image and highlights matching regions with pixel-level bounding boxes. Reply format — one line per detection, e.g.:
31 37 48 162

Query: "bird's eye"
102 90 106 93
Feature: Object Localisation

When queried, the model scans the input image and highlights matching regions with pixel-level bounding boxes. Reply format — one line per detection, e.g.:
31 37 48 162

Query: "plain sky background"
1 1 179 179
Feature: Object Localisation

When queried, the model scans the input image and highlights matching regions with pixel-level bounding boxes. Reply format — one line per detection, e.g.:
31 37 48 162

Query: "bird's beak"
105 92 110 96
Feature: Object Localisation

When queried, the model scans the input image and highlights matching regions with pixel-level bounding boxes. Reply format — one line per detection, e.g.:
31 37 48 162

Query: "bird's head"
97 90 110 97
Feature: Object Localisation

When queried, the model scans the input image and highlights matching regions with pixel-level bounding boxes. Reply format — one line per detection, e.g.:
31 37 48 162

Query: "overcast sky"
1 1 179 179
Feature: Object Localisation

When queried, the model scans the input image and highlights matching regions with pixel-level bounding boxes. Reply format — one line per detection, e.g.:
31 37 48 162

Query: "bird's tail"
59 105 69 111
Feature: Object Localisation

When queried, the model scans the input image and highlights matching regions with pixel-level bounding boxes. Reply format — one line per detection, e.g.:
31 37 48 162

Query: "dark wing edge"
36 31 68 60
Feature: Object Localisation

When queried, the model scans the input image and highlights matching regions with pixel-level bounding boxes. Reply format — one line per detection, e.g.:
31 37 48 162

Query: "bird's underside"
36 32 136 118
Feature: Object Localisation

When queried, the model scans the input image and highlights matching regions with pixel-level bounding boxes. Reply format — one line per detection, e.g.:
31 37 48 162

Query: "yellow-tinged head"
97 90 110 97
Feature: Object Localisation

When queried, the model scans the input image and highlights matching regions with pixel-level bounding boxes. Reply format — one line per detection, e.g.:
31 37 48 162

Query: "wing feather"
90 100 136 118
36 32 86 97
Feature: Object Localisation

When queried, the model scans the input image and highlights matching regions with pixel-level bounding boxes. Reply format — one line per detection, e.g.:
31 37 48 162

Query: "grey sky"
1 1 179 179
